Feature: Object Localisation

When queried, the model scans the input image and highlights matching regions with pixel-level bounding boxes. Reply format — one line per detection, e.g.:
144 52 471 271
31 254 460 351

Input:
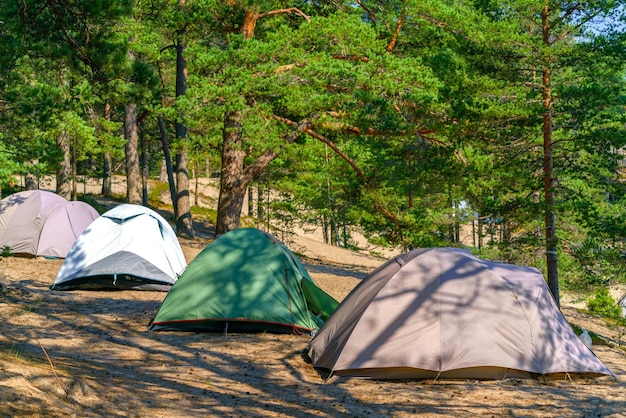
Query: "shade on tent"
303 247 615 381
149 228 339 334
0 190 99 258
51 204 186 291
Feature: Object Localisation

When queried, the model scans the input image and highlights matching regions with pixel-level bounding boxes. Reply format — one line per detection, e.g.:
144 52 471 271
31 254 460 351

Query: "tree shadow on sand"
1 258 625 417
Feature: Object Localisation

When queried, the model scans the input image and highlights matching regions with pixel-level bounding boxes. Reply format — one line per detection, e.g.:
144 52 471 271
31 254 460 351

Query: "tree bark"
248 185 254 216
56 131 71 199
216 111 249 235
194 163 199 207
25 170 38 191
141 128 149 206
71 139 77 200
213 6 313 235
257 182 264 229
542 3 559 307
102 152 112 197
124 103 142 204
102 102 112 197
174 37 194 237
176 151 193 234
158 115 178 215
215 114 310 234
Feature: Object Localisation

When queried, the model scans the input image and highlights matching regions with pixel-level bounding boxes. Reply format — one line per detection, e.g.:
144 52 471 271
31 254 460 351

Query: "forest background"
1 0 625 310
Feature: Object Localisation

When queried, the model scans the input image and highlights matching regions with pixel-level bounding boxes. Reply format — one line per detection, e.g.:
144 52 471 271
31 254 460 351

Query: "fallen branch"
31 332 68 398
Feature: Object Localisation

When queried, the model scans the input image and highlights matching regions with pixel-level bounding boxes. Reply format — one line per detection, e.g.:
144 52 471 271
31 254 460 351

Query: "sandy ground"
1 233 625 418
1 181 625 417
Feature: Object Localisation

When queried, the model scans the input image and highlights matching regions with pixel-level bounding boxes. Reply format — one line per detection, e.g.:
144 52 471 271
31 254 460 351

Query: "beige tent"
303 247 614 381
0 190 99 258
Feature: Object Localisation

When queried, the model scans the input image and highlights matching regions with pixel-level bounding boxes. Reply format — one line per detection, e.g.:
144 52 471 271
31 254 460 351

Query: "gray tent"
303 247 614 381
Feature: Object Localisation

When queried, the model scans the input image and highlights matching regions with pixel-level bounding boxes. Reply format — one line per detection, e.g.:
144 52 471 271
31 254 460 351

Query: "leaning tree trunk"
158 115 178 215
56 131 71 199
124 103 142 204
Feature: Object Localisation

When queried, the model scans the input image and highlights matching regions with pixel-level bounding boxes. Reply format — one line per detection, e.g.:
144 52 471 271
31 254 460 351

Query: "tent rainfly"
0 190 99 258
51 204 186 291
303 247 615 381
149 228 339 334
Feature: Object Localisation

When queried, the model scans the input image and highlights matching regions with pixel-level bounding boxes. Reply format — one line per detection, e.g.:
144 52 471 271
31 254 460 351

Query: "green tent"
148 228 339 334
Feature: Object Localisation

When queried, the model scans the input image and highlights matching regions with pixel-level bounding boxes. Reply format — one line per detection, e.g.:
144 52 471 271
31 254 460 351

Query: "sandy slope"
1 180 625 417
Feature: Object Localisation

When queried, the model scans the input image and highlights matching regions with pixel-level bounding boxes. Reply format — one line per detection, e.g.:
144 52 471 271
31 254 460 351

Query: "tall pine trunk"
125 103 142 204
141 129 149 206
102 102 112 197
542 3 559 307
71 140 77 200
175 38 194 237
56 131 71 199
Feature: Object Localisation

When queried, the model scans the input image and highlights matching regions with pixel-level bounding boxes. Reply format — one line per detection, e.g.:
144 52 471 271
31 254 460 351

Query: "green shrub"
1 245 12 257
587 288 622 320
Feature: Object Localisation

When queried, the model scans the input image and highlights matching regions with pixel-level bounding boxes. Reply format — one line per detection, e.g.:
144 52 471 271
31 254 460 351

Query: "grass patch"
148 181 171 207
0 343 44 368
191 206 217 225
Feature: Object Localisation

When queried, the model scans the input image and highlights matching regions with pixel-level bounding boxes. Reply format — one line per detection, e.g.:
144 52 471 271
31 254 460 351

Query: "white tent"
303 247 615 381
51 204 187 291
0 190 99 258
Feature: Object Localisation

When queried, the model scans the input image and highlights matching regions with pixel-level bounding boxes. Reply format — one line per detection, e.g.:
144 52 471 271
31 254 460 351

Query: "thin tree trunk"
102 103 112 197
102 152 112 197
257 182 264 229
141 128 149 206
56 131 71 199
71 139 77 201
194 162 199 207
472 218 476 248
159 159 167 182
478 217 483 249
248 185 253 216
124 103 142 204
